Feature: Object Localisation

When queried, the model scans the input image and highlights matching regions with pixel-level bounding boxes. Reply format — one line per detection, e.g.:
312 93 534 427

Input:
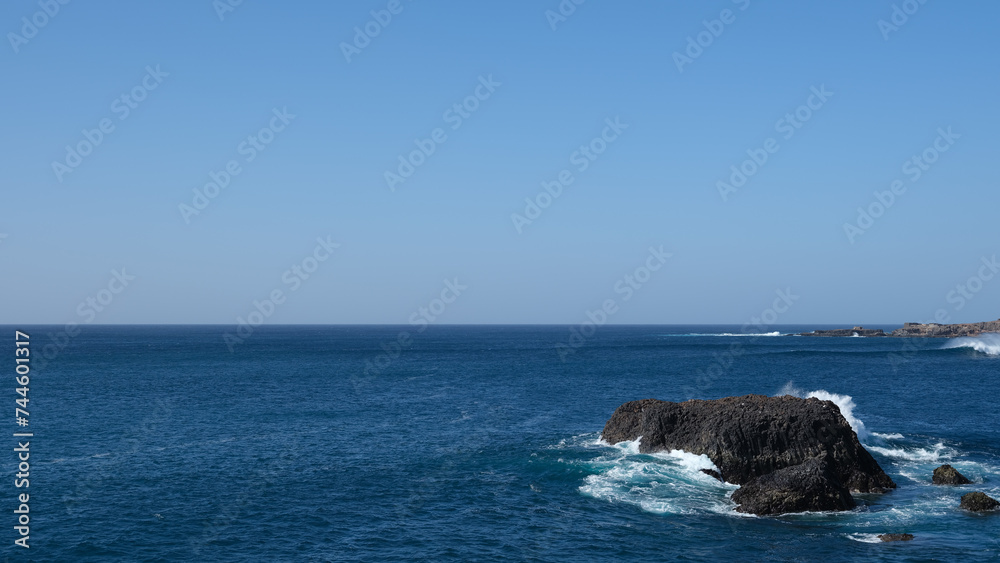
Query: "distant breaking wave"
674 332 783 337
942 333 1000 356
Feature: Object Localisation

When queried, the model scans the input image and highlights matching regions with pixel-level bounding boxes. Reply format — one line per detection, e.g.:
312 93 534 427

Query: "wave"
866 442 952 463
845 533 883 544
777 384 870 441
579 439 740 516
942 333 1000 356
672 332 783 337
650 449 723 475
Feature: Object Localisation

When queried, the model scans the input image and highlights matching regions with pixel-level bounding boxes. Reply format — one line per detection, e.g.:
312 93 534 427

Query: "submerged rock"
601 394 895 515
878 533 914 542
932 464 972 485
731 457 855 515
960 492 1000 512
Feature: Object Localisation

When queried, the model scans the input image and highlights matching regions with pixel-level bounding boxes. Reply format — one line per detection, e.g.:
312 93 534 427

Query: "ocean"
5 325 999 561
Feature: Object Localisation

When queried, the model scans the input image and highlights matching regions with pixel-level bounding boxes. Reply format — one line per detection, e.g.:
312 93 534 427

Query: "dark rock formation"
878 533 914 542
731 457 855 514
800 327 886 337
797 319 1000 338
932 464 972 485
890 320 1000 338
960 492 1000 512
601 394 895 515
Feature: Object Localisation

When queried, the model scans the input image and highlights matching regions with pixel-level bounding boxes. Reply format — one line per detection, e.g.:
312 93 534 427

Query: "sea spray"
866 442 951 463
778 383 870 441
943 333 1000 356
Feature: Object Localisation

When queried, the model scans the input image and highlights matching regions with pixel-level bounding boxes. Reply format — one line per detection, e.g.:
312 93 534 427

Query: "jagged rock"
960 492 1000 512
889 320 1000 338
601 394 895 495
932 464 972 485
798 319 1000 338
600 394 896 515
878 533 914 542
731 457 855 515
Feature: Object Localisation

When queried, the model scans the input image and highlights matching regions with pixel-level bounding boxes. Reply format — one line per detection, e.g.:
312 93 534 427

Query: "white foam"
943 333 1000 356
603 438 642 455
867 442 951 463
579 442 738 516
846 533 885 544
651 449 724 479
550 432 604 450
673 332 782 337
778 384 870 441
872 432 904 440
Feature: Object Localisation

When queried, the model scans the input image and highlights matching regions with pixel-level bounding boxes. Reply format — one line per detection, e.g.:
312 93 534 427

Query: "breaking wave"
943 333 1000 356
866 442 952 463
777 384 869 441
578 439 740 516
674 332 783 337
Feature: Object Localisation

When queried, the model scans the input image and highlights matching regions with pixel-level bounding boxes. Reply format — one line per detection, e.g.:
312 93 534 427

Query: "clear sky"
2 0 998 325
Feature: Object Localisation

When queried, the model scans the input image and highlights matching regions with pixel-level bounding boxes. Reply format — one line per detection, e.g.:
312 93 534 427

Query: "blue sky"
1 0 998 325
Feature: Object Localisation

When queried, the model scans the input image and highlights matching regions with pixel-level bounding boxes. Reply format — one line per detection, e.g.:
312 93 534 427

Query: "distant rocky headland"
799 320 1000 338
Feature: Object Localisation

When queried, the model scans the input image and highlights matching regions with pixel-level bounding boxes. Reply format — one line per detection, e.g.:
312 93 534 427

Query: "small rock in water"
878 533 914 542
932 464 972 485
960 492 1000 512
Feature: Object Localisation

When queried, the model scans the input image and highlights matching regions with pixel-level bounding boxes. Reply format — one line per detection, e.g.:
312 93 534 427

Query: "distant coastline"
799 320 1000 338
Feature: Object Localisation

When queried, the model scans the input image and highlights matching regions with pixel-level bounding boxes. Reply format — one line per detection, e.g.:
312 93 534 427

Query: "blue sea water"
3 325 999 562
